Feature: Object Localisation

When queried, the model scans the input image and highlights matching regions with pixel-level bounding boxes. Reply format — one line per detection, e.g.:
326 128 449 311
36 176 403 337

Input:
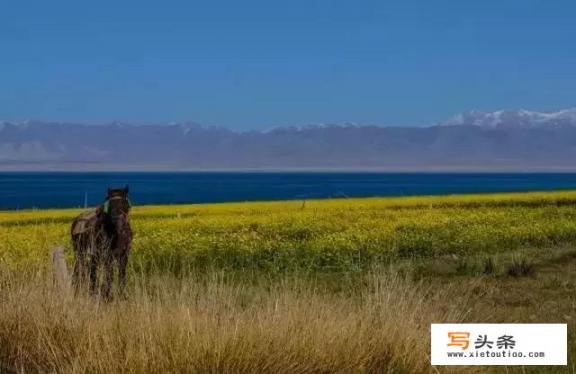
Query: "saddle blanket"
72 209 99 235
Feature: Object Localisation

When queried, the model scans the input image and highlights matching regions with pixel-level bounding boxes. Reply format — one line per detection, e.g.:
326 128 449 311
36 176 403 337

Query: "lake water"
2 172 576 210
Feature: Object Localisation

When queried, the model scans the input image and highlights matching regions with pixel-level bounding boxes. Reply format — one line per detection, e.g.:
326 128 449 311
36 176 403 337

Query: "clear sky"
1 0 575 129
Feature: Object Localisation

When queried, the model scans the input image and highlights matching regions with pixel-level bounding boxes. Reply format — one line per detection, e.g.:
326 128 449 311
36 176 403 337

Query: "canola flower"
2 190 576 274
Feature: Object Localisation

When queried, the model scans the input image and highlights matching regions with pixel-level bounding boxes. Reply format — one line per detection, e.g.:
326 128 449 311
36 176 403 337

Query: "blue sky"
1 0 575 129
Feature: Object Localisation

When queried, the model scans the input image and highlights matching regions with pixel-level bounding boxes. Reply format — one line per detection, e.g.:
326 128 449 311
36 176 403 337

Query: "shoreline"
2 189 576 213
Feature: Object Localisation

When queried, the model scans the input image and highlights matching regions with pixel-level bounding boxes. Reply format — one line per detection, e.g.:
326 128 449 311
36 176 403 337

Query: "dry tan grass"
0 269 469 373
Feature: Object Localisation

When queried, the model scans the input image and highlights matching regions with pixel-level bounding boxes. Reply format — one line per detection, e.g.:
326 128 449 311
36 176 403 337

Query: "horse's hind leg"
72 236 88 292
72 249 85 291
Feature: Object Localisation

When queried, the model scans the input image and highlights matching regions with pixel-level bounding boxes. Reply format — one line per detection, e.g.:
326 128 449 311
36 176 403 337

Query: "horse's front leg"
101 253 114 300
89 253 100 295
118 250 129 297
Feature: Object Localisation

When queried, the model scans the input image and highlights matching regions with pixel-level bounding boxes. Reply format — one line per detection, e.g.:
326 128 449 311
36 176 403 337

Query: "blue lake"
2 172 576 210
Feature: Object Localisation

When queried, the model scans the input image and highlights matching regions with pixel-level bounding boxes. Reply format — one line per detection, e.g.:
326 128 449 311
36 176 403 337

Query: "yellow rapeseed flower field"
2 190 576 273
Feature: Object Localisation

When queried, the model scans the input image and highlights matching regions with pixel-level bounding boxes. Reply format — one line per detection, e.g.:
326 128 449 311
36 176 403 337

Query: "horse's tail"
70 216 85 255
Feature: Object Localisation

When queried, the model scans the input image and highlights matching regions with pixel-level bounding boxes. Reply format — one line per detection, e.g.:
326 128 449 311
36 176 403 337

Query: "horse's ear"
124 185 129 194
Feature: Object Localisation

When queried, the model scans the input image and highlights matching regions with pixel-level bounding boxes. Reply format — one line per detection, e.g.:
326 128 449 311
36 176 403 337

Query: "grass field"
1 191 576 373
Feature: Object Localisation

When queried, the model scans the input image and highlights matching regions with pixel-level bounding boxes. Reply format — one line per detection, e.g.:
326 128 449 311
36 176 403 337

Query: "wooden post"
51 246 71 295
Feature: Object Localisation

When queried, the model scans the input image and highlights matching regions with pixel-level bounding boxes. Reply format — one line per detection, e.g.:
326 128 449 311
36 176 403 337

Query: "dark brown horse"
71 186 133 299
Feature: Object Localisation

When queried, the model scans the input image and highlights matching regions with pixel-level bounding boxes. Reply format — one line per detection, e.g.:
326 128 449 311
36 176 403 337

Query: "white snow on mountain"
440 108 576 128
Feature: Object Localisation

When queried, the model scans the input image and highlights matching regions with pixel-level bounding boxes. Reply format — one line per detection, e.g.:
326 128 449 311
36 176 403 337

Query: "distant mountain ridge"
439 108 576 128
2 109 576 170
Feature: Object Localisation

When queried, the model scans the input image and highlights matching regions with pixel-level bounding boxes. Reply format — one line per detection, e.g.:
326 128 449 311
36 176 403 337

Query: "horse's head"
104 185 131 224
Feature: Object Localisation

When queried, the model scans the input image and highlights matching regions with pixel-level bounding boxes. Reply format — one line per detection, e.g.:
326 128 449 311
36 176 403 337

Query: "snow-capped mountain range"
440 108 576 128
1 109 576 170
